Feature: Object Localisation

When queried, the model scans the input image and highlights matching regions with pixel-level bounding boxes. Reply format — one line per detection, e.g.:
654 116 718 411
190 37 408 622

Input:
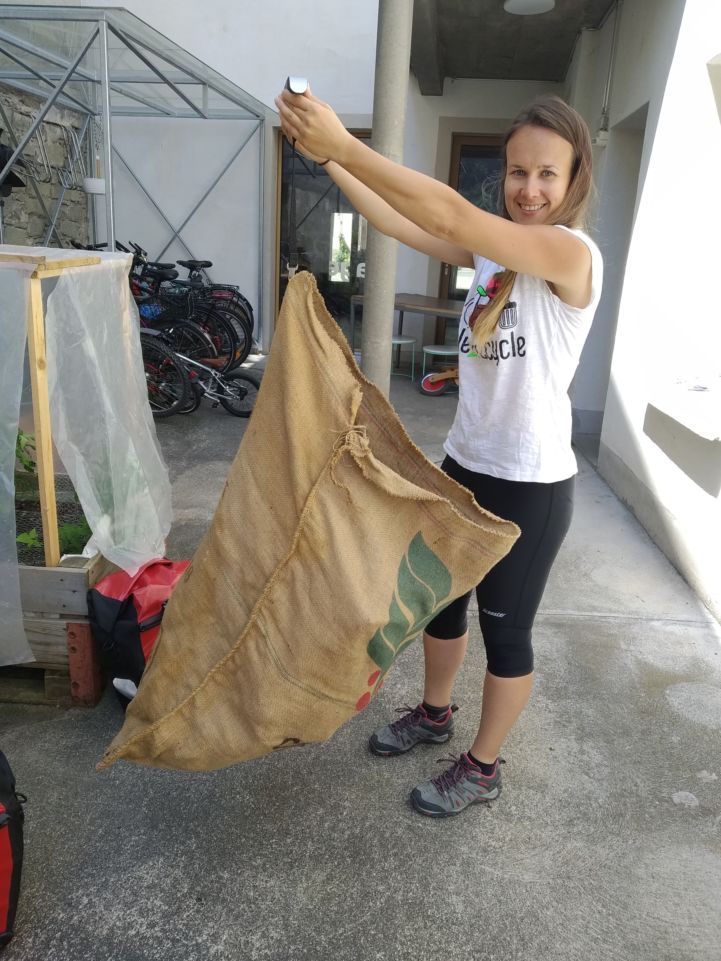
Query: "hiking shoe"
369 703 457 757
410 754 503 817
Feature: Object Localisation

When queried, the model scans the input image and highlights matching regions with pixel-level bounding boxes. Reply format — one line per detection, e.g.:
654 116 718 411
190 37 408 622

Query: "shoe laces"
431 754 505 796
431 754 474 795
389 704 426 733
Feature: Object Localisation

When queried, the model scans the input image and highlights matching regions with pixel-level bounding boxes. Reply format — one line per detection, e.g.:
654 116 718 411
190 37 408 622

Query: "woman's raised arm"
322 160 473 269
276 87 590 295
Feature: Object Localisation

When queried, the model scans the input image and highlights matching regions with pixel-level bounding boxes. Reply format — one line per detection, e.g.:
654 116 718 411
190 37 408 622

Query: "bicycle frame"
172 351 245 403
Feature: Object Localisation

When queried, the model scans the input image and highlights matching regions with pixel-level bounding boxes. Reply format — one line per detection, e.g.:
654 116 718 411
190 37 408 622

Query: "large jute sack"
99 273 519 771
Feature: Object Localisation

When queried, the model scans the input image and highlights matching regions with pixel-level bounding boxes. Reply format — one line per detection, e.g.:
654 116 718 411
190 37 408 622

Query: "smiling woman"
504 126 574 223
462 94 593 347
275 84 602 818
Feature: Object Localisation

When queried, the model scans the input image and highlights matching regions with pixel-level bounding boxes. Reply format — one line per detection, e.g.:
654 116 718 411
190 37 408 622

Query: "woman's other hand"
274 86 352 166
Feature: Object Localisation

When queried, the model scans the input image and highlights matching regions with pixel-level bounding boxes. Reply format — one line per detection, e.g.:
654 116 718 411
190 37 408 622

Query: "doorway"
436 134 502 343
439 135 502 302
278 133 370 336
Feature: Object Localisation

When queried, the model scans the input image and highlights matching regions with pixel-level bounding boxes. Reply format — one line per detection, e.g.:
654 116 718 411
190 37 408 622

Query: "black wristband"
317 158 330 166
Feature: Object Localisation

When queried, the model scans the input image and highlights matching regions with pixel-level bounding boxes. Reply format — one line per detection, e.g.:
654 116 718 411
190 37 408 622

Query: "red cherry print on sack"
356 691 371 711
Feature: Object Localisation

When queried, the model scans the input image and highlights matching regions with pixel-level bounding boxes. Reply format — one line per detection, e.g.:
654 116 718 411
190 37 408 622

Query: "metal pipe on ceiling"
600 0 623 132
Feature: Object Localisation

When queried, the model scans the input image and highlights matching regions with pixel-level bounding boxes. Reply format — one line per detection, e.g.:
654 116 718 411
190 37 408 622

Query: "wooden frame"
0 248 101 566
1 246 109 705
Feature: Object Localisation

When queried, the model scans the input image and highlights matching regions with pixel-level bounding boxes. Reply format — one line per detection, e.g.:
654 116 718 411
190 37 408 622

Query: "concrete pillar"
361 0 414 397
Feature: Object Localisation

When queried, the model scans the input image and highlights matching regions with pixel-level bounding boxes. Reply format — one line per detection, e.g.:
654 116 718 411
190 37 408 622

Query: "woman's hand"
274 86 353 166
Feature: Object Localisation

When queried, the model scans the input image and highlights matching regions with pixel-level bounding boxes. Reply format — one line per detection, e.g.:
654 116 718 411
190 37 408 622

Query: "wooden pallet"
0 554 114 707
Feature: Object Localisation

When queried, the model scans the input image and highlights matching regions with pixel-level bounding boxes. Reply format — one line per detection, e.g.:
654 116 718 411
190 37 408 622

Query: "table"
349 292 464 362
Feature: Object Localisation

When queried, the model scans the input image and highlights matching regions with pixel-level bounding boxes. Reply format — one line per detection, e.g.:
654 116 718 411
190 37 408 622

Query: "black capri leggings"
426 456 575 678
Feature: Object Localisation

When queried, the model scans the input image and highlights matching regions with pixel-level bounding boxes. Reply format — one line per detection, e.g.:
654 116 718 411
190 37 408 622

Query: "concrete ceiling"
411 0 616 94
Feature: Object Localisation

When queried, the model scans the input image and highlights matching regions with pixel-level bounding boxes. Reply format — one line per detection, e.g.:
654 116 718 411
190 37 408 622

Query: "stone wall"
0 84 91 248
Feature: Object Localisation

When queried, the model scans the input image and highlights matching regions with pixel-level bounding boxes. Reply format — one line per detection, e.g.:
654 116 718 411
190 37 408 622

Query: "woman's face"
504 125 575 226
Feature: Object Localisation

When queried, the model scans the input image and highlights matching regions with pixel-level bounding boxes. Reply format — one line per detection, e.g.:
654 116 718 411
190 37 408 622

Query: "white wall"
592 0 721 618
101 116 262 318
74 0 380 113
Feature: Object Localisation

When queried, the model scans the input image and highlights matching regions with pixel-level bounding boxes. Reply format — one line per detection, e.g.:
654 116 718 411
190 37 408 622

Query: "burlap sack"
99 272 519 771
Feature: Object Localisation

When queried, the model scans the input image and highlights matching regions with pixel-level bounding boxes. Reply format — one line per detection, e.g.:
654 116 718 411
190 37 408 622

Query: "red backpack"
0 751 25 949
87 558 190 702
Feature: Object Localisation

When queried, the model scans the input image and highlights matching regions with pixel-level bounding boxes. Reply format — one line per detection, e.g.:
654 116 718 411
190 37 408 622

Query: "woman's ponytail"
470 269 516 350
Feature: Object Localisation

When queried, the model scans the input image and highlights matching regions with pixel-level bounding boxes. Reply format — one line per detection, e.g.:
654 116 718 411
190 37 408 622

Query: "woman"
275 87 603 818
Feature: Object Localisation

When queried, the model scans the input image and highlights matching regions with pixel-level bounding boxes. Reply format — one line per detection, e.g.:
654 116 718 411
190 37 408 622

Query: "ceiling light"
504 0 555 14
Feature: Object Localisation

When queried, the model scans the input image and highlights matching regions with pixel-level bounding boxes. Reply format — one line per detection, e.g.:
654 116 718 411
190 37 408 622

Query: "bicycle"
70 241 260 417
174 255 255 337
139 325 261 418
124 242 254 366
71 239 238 370
139 330 192 418
173 351 262 417
127 257 243 374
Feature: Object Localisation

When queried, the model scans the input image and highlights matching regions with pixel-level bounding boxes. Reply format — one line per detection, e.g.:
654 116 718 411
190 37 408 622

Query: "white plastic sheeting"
0 265 34 665
45 254 172 574
0 249 173 668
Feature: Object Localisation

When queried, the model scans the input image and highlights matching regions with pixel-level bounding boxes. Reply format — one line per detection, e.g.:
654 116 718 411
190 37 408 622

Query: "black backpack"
0 752 25 950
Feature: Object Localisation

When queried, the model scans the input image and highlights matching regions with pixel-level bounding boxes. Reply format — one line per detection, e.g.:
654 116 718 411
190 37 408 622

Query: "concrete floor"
2 362 720 961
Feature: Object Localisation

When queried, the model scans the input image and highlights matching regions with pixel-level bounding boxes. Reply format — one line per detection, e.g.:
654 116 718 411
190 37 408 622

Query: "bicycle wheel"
418 372 452 396
201 297 252 367
219 306 252 368
218 369 262 417
140 333 190 417
178 380 204 414
193 306 241 372
209 287 255 334
152 319 219 367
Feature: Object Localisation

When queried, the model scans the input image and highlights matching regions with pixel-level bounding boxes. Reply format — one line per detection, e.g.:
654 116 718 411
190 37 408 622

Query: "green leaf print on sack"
359 534 452 712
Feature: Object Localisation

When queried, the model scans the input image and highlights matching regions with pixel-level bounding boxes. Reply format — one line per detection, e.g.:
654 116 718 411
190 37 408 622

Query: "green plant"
16 519 92 555
333 232 350 264
59 520 92 555
17 528 42 550
15 430 37 473
14 431 94 558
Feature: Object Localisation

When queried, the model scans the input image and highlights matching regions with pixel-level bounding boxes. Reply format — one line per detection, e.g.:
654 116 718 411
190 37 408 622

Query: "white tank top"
443 226 603 483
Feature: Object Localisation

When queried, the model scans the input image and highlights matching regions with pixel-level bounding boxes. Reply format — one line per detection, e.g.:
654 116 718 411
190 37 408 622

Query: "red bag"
87 559 189 699
0 751 24 949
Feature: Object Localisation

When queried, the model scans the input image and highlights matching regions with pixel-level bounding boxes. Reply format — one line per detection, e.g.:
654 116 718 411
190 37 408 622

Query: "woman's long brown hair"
470 95 594 350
